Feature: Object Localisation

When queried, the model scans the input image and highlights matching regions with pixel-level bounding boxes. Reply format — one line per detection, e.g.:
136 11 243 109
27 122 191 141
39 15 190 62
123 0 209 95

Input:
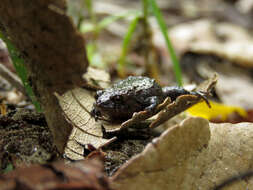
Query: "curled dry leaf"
111 117 253 190
55 67 116 160
0 159 112 190
56 87 116 160
120 97 171 129
150 95 203 128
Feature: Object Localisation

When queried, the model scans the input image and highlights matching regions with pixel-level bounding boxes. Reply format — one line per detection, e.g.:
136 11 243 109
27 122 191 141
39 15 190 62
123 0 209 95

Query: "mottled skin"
92 76 208 121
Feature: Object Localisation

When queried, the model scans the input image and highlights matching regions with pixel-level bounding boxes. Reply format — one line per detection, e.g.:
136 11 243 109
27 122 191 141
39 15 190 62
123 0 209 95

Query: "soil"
0 108 58 172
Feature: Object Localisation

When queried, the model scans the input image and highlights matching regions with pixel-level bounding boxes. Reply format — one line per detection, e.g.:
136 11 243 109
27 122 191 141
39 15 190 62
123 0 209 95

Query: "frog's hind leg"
162 87 210 108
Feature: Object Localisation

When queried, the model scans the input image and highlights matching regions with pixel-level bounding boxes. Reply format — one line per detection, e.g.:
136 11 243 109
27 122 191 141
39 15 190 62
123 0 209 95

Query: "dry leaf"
190 41 253 68
56 87 116 160
111 117 210 190
150 95 203 128
0 159 111 190
111 117 253 190
167 20 253 68
168 20 253 109
53 67 117 160
83 67 111 89
121 97 171 129
182 51 253 109
215 73 253 109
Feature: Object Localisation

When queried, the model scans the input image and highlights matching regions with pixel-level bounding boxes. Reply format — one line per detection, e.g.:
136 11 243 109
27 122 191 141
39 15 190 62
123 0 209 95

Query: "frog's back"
113 76 156 91
111 76 162 100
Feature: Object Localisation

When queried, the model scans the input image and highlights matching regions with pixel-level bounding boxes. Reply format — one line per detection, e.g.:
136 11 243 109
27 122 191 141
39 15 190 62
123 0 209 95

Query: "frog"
92 76 209 121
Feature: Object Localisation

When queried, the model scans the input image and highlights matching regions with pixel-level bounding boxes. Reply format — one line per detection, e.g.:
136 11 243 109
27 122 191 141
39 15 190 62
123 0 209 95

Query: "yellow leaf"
187 101 247 120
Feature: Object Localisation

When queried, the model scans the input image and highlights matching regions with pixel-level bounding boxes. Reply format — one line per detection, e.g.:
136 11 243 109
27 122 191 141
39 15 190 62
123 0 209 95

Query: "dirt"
103 127 160 176
0 108 58 172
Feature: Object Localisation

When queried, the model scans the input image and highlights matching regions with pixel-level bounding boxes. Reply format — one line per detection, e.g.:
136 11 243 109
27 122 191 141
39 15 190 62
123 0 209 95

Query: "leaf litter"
165 20 253 110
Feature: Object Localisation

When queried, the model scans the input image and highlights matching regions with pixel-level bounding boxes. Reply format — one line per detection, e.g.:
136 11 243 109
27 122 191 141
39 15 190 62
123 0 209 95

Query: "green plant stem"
141 0 159 79
142 0 148 19
84 0 98 38
118 16 140 77
149 0 183 86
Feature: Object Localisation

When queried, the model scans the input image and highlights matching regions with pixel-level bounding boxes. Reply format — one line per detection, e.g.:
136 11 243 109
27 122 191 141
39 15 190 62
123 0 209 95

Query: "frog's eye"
95 90 104 99
111 95 122 102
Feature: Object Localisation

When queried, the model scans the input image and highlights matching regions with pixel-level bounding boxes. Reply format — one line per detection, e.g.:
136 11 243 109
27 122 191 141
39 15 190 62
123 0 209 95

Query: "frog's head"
93 89 133 120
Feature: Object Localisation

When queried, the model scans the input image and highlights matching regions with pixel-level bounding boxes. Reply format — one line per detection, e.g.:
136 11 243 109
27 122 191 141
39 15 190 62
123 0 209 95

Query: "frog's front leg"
143 96 160 111
162 86 210 107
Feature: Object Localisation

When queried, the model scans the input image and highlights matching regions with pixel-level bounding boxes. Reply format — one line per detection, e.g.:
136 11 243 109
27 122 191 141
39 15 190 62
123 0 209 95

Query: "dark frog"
92 76 209 121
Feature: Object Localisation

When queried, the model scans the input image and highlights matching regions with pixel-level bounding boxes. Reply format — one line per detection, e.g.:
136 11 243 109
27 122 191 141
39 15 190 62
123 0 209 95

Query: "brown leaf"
111 118 253 190
111 117 210 190
149 95 202 128
0 159 112 190
56 87 116 160
167 20 253 68
120 97 171 130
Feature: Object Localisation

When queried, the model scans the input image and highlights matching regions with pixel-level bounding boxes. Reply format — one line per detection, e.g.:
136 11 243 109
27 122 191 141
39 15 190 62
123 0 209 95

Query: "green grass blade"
149 0 183 86
98 11 140 31
118 15 140 77
0 32 41 111
80 11 141 34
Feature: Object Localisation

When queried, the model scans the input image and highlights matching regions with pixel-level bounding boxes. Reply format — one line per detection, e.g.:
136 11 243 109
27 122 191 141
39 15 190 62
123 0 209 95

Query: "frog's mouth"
95 103 134 121
95 101 115 115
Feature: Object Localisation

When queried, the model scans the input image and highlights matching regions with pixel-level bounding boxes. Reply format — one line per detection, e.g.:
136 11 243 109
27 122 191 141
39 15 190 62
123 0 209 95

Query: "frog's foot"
190 91 211 108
